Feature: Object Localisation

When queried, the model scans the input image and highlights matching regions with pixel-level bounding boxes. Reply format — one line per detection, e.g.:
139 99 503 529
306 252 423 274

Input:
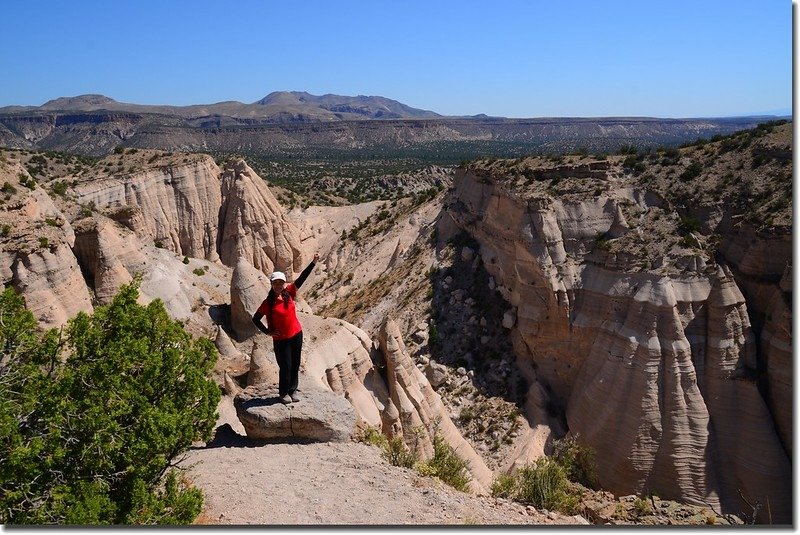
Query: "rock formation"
378 317 494 494
235 383 357 442
441 166 791 521
229 257 271 341
0 163 93 328
72 155 223 261
218 159 303 274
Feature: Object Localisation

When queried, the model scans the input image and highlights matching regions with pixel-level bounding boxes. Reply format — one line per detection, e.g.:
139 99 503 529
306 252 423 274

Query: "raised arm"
294 252 320 289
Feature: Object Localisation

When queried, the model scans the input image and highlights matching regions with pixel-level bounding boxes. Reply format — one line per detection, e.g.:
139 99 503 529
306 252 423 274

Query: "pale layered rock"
444 169 791 521
760 265 792 455
287 201 383 274
72 216 143 303
72 156 223 261
379 317 493 494
7 242 94 329
247 340 279 387
214 324 245 360
299 313 389 432
70 213 231 337
218 159 302 274
0 170 91 328
229 257 271 341
699 265 791 520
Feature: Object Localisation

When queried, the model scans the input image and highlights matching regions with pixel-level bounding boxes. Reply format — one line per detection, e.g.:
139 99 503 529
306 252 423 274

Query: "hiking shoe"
279 394 292 405
290 392 300 403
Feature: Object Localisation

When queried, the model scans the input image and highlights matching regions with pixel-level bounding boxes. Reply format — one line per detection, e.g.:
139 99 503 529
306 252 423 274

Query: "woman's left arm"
294 252 320 289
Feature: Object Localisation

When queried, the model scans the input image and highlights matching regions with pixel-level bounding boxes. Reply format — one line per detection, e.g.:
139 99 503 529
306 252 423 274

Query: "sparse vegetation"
491 456 581 514
415 430 471 492
491 436 597 514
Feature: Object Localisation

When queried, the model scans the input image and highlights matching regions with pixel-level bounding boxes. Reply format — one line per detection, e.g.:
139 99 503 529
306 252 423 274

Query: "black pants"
273 331 302 396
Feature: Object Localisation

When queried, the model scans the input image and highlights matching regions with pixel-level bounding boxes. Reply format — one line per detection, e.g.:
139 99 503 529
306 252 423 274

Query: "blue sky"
1 0 792 118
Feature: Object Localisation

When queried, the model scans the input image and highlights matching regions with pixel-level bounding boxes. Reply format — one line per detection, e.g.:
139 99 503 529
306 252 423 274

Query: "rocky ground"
182 396 588 526
182 396 743 526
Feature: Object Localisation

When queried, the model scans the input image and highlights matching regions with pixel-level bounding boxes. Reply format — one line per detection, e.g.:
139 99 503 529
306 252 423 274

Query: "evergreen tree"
0 282 220 524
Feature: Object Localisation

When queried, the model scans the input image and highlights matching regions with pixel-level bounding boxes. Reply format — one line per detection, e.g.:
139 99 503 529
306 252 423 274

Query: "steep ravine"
438 140 791 522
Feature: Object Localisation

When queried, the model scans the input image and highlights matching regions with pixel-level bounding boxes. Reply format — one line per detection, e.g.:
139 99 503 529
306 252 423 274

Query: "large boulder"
234 383 356 442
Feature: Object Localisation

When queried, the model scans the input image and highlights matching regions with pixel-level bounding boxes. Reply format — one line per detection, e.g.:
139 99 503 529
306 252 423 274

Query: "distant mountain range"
0 92 788 158
0 91 442 122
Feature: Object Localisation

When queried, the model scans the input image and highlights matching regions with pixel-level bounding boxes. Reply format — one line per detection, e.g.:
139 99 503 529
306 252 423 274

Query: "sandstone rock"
760 268 792 455
7 242 93 329
424 361 448 388
230 257 270 341
379 317 493 494
502 310 516 329
223 370 242 396
605 203 630 239
444 168 792 522
214 324 245 360
72 155 223 261
218 159 302 274
72 216 142 304
248 340 279 386
235 383 356 442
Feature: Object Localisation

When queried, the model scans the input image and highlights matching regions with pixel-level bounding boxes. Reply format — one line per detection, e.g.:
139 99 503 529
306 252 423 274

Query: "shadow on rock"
200 423 319 449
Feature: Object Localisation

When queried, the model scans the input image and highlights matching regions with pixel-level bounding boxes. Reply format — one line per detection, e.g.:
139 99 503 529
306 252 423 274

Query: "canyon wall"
441 168 791 521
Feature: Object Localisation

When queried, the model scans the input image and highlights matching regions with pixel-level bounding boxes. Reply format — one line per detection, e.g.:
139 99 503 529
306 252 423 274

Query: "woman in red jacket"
252 252 319 404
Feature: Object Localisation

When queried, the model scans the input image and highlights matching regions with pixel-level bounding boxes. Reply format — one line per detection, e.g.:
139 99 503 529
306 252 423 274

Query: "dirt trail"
181 396 588 526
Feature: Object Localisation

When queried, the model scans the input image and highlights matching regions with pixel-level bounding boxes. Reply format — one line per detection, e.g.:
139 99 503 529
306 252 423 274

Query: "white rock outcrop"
218 159 303 274
73 156 223 261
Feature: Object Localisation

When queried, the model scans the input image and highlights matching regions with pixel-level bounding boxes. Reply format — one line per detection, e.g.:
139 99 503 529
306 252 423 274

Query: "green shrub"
490 473 517 498
494 457 580 514
633 497 651 516
491 437 597 514
0 282 220 524
678 215 701 235
552 436 599 489
50 181 68 196
416 432 471 492
358 425 388 448
182 256 190 265
383 436 417 468
0 225 10 237
679 160 703 182
38 237 49 248
1 182 16 194
192 268 205 276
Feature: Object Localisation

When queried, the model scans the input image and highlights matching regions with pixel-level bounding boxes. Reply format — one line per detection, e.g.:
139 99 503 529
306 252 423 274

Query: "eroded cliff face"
0 161 93 328
441 160 791 521
0 150 305 340
71 155 223 261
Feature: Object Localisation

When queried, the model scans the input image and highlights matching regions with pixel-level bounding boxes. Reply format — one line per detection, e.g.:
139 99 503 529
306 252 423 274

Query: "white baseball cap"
270 271 287 282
